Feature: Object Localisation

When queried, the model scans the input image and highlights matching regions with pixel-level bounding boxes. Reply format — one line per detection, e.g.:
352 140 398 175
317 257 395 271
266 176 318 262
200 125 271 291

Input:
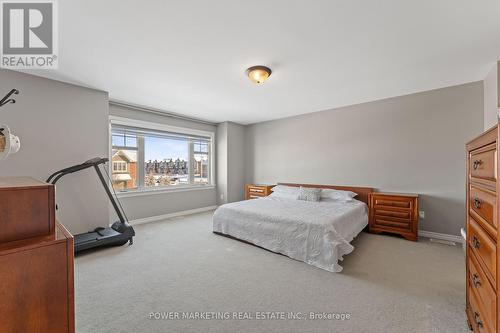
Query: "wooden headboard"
277 183 374 205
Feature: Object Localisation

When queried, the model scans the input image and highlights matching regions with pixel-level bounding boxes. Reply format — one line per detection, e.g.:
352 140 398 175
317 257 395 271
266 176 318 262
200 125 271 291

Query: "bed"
213 183 373 272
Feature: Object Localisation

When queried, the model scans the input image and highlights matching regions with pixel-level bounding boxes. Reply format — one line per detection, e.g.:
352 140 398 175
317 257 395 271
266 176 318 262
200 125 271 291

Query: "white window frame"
109 116 215 196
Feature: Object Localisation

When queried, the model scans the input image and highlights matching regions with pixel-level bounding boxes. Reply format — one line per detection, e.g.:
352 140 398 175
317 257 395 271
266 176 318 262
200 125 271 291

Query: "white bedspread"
212 196 368 272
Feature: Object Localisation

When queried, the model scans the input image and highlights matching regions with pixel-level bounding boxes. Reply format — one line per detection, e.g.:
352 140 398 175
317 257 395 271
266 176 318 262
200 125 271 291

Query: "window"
110 117 214 192
113 161 127 172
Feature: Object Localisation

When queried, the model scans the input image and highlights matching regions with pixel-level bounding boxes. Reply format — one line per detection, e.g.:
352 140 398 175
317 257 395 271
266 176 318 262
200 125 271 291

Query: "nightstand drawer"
373 209 411 219
248 187 266 194
372 216 411 230
248 192 266 199
373 197 412 209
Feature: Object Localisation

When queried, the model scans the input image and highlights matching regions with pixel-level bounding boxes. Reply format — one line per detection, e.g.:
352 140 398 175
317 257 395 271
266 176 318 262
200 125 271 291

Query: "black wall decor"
0 89 19 107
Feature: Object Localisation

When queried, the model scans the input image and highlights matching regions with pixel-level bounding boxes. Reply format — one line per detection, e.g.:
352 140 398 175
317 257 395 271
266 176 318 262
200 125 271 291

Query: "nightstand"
245 184 274 200
368 192 419 241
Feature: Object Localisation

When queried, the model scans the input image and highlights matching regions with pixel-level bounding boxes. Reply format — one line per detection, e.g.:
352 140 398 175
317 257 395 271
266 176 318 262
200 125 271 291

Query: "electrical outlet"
220 194 224 200
419 211 425 219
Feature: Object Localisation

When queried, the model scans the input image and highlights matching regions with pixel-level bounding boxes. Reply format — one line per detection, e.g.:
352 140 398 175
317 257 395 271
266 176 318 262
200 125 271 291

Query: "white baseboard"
129 205 217 226
418 230 464 244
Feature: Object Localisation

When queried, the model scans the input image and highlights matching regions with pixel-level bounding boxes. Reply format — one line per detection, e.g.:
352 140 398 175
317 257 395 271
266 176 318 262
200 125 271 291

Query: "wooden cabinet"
0 222 74 333
245 184 274 200
0 177 74 333
368 192 419 241
0 177 55 244
466 125 499 333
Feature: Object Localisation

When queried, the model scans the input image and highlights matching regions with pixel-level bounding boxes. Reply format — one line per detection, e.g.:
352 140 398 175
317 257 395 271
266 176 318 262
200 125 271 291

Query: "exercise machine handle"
45 157 127 224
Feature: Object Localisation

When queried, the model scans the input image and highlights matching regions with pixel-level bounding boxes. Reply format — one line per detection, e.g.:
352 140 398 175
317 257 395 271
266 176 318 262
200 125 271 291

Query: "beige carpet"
75 211 468 333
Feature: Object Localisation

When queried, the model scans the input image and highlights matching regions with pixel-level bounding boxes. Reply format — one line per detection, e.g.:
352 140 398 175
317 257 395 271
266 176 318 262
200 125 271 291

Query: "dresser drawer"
470 185 497 233
468 217 497 284
470 143 497 182
468 279 495 333
469 251 497 331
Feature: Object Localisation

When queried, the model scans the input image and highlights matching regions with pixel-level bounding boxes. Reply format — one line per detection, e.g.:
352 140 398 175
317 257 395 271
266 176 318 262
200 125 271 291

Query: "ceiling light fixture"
246 66 272 84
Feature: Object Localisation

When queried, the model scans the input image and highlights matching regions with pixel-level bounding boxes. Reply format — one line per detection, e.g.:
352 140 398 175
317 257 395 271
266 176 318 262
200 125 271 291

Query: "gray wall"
227 122 246 202
0 70 109 234
109 104 217 221
245 82 484 236
216 121 246 204
484 62 499 130
216 122 228 204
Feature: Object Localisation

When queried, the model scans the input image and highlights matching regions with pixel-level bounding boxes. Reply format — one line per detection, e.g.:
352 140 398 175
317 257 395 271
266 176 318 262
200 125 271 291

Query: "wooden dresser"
0 177 74 333
368 192 419 241
0 177 55 243
245 184 274 200
466 125 499 333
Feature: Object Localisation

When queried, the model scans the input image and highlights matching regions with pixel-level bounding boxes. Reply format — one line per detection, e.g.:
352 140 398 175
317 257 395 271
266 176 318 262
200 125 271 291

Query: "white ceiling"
26 0 500 124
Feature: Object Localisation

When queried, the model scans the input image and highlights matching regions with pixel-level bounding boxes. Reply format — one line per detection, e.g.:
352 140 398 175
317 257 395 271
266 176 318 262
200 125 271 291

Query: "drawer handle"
472 236 481 249
472 273 481 287
472 159 482 170
474 312 483 328
473 198 482 209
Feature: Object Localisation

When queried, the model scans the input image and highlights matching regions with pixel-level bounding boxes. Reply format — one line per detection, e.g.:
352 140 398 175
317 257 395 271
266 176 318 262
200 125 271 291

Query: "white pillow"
269 191 299 200
321 189 357 201
271 185 301 195
298 187 321 202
